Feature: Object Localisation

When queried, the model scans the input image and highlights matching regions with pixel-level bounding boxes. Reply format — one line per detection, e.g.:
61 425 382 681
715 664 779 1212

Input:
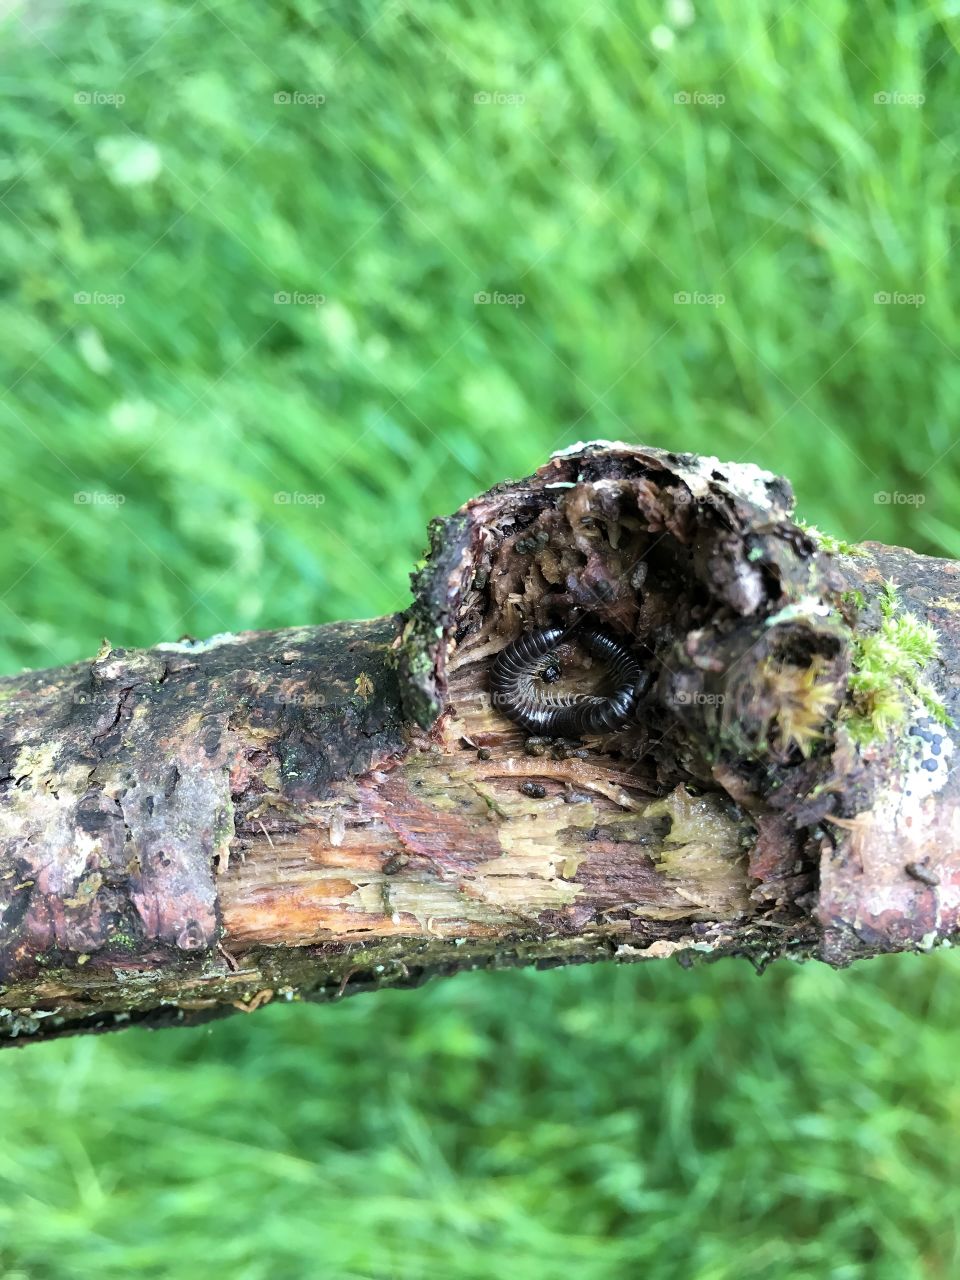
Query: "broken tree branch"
1 441 957 1046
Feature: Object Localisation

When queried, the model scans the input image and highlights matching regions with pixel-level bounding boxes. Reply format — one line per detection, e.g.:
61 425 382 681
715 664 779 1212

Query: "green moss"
843 581 953 745
796 520 868 558
105 928 142 954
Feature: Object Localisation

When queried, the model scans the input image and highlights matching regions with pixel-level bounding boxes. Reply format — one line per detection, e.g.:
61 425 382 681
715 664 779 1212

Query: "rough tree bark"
1 441 957 1046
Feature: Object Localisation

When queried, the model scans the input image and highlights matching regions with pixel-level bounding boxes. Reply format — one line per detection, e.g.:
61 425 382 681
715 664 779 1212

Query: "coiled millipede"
490 625 647 735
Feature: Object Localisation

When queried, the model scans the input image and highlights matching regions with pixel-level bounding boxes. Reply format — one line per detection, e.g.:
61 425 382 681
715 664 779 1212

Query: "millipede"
489 624 648 736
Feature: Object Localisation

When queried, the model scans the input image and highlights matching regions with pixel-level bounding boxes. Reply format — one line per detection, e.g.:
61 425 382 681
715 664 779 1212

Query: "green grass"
1 1 959 1276
3 958 960 1280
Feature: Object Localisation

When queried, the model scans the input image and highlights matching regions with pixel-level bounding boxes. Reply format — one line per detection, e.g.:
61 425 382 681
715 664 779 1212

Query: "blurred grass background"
1 1 959 1276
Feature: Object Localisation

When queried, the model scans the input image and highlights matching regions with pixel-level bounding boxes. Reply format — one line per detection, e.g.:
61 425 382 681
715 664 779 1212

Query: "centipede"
490 624 647 736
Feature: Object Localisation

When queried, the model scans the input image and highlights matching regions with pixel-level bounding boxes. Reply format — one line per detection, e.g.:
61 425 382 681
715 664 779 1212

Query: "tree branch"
1 441 957 1045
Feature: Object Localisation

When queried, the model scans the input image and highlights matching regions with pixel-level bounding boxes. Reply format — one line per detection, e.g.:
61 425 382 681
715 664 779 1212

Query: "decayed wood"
1 441 957 1046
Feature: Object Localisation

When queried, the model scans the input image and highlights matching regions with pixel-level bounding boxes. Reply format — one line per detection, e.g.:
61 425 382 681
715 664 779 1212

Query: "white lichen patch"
674 453 782 512
551 441 784 514
897 712 955 811
155 632 246 653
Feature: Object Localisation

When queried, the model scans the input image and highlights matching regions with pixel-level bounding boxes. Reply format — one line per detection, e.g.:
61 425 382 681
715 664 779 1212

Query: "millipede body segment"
489 625 647 735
